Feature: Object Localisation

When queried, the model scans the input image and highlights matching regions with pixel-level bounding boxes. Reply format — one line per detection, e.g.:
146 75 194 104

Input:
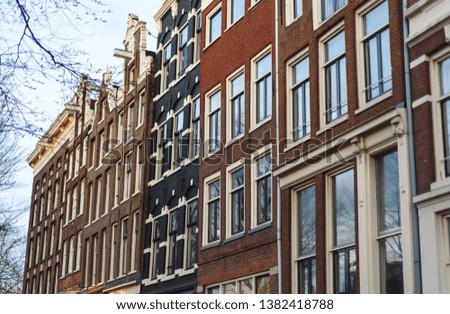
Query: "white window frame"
101 229 107 283
138 91 146 127
109 223 117 280
120 217 129 276
191 96 201 159
76 231 82 271
251 145 272 229
131 211 139 273
227 0 245 28
186 197 199 270
79 179 86 216
226 66 245 144
318 23 348 131
95 177 102 221
123 152 132 201
114 160 121 208
162 41 172 92
226 159 245 238
135 144 143 193
117 111 124 145
286 0 303 26
205 85 222 156
312 0 347 29
104 170 110 214
355 0 392 113
203 172 221 246
194 9 202 64
250 46 272 130
178 22 190 75
206 4 222 47
205 272 271 294
286 48 311 147
126 102 135 143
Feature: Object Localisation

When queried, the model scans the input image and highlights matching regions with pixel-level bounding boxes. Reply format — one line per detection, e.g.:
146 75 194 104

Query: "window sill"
204 148 222 160
225 16 244 33
201 241 220 251
355 91 393 115
203 36 221 52
283 134 311 153
316 115 349 136
286 15 302 28
249 117 272 134
249 222 272 234
249 0 261 11
225 134 244 148
224 232 244 244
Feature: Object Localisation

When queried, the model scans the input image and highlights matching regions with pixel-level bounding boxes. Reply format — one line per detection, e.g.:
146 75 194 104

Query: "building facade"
141 0 201 294
274 0 416 294
23 14 154 294
407 0 450 294
197 0 278 294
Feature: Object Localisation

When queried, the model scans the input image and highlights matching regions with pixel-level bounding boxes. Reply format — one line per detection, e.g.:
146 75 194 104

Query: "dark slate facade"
141 0 201 294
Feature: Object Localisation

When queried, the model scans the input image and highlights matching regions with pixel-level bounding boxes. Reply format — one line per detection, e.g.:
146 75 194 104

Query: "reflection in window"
208 91 221 153
256 154 272 225
439 57 450 176
231 73 245 138
209 8 222 43
256 53 272 123
322 0 346 21
231 168 244 234
231 0 244 24
207 179 221 242
292 56 311 140
186 199 198 269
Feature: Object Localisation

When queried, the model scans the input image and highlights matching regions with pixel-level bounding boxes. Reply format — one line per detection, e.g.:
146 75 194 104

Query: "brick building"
197 0 278 294
23 14 155 294
274 0 416 293
407 0 450 293
141 0 201 294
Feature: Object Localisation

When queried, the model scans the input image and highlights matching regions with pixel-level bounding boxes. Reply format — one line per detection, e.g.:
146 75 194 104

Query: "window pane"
232 168 244 189
334 247 356 294
364 0 388 36
322 0 346 21
238 279 253 294
209 180 220 199
442 100 450 176
223 282 236 294
380 235 404 294
298 258 316 294
257 54 272 79
377 151 400 232
298 186 316 256
333 169 355 247
258 154 272 176
231 0 245 23
176 111 184 132
208 286 220 294
256 275 270 294
293 57 309 84
210 9 222 42
232 73 245 96
194 97 201 119
380 30 392 92
326 31 345 62
188 200 198 224
294 0 302 18
180 25 188 46
210 91 221 111
441 57 450 96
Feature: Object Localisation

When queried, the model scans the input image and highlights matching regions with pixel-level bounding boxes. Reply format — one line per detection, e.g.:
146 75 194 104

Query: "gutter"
402 0 422 293
274 0 282 294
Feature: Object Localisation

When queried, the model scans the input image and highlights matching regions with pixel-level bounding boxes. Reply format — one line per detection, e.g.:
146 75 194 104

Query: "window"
254 52 272 124
229 71 245 139
186 199 198 269
195 11 202 63
82 137 88 166
71 186 77 221
138 92 145 126
54 181 59 209
92 235 98 284
87 182 93 224
158 122 172 177
50 223 56 256
377 151 403 293
95 177 102 220
163 41 171 91
84 239 90 287
80 179 86 215
101 230 107 283
290 55 310 141
229 0 244 25
321 0 346 22
295 185 316 294
117 111 124 144
361 1 392 102
110 224 117 280
124 153 132 200
324 30 347 123
207 89 221 153
439 57 450 176
61 240 67 277
206 273 270 294
191 97 201 158
331 169 356 294
128 66 134 92
207 179 221 243
174 108 189 164
179 24 189 74
76 231 82 271
168 209 179 275
151 218 162 279
89 139 95 168
255 153 272 225
131 212 139 272
42 229 48 260
230 168 244 235
287 0 302 24
75 144 80 175
135 144 143 192
127 103 135 142
104 170 110 213
114 161 120 207
120 218 128 275
68 236 75 273
208 6 222 45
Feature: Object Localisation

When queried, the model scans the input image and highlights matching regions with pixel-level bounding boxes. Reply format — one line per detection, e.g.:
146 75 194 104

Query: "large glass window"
292 56 311 140
231 168 244 235
440 57 450 176
208 90 221 153
191 97 201 158
296 185 316 294
363 1 392 101
207 179 221 243
255 53 272 123
179 24 189 74
322 0 346 21
209 8 222 43
377 150 403 293
256 154 272 225
293 0 302 19
231 73 245 138
332 169 356 294
168 209 179 275
325 31 347 123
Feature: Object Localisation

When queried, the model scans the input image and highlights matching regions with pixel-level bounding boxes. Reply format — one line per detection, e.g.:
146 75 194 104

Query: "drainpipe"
402 0 422 293
274 0 282 294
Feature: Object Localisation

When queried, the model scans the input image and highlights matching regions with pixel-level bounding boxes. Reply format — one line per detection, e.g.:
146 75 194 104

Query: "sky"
3 0 163 228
